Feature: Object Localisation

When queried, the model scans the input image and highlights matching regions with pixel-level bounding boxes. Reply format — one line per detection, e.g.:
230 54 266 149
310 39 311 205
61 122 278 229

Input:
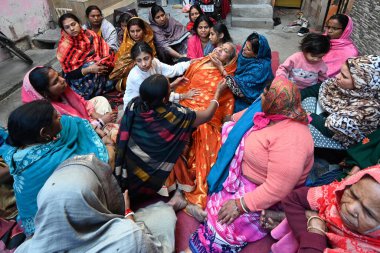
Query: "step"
233 0 271 5
32 28 61 49
232 4 273 19
0 49 57 102
231 17 274 29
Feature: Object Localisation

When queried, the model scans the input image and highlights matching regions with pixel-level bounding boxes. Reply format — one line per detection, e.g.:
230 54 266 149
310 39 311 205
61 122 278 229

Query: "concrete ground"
0 6 303 127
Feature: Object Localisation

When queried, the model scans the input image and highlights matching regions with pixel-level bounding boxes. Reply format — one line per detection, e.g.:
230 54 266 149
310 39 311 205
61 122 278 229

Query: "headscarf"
15 155 161 253
323 15 359 77
254 75 309 130
308 165 380 252
109 17 156 80
57 28 114 73
208 76 308 193
115 97 196 198
319 55 380 147
3 116 108 236
234 34 273 107
21 67 91 120
149 11 188 49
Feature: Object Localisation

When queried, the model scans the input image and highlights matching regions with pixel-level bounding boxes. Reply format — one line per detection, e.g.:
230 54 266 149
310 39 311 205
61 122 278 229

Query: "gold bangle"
307 226 326 235
307 216 325 228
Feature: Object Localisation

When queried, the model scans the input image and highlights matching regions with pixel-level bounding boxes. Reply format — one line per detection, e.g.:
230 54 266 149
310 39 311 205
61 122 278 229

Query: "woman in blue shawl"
2 100 108 236
226 32 273 112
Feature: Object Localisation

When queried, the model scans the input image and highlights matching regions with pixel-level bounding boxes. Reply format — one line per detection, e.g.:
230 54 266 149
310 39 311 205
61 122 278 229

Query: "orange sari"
175 56 237 208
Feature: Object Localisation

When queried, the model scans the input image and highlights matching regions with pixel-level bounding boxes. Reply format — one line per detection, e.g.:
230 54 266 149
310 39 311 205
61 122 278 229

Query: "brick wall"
350 0 380 55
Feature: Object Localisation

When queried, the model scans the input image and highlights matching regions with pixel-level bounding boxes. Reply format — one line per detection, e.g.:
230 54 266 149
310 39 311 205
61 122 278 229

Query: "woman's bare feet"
167 190 188 211
186 204 207 222
260 210 286 230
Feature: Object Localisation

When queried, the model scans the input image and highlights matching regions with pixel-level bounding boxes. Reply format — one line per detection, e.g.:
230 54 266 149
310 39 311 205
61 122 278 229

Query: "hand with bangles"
217 199 242 225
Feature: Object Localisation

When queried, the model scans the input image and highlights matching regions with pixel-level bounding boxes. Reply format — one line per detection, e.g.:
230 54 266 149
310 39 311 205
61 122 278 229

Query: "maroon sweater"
282 187 327 253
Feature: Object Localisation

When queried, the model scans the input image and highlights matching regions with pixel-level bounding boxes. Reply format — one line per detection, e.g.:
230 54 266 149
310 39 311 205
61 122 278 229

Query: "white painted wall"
0 0 51 61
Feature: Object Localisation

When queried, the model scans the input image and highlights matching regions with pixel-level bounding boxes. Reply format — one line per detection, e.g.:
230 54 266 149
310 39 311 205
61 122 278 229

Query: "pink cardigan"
232 111 314 211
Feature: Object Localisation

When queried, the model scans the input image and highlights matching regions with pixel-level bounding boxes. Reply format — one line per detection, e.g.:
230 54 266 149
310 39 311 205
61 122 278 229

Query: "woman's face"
197 21 210 39
154 11 167 26
215 43 233 64
325 18 344 39
129 25 144 42
339 176 380 235
88 9 103 27
336 64 354 90
242 41 256 58
62 18 81 37
44 110 62 140
190 8 200 23
120 21 128 32
135 52 153 72
209 27 220 46
47 69 67 99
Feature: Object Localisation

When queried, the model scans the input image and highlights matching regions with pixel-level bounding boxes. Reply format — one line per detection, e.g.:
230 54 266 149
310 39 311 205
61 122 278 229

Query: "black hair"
119 12 134 25
127 18 146 33
328 14 349 31
58 13 81 29
193 15 213 35
7 100 55 147
211 23 232 44
151 4 165 20
246 32 260 55
189 5 204 22
29 66 53 97
85 5 102 17
131 41 154 60
300 33 331 55
139 74 169 108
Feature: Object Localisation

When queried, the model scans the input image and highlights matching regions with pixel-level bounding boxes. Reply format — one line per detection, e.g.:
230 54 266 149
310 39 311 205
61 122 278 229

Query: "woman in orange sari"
109 17 156 91
175 42 237 221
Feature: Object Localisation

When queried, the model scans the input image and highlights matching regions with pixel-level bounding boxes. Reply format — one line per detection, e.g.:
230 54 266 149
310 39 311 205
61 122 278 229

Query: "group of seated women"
1 4 380 252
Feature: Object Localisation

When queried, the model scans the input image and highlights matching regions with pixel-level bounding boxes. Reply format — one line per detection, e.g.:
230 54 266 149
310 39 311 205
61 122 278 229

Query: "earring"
44 135 52 142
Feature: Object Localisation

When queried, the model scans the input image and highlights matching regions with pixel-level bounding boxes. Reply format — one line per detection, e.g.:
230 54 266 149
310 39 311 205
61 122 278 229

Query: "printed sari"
2 115 108 236
176 55 237 208
57 29 115 99
114 97 196 198
109 17 156 91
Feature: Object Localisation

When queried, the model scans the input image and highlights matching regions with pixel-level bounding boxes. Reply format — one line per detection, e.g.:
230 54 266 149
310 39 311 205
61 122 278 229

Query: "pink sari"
22 67 94 120
323 15 359 77
189 121 267 252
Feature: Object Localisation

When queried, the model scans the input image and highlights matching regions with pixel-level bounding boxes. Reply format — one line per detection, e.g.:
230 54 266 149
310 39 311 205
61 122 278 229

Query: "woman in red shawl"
279 165 380 253
57 13 115 100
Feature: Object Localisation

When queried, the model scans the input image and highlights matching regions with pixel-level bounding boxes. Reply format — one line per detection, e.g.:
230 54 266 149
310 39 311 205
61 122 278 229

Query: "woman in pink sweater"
186 76 314 252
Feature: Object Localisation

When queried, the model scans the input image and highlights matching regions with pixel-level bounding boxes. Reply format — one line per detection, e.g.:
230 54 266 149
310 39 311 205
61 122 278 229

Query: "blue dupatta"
207 98 262 194
3 115 108 236
234 34 273 112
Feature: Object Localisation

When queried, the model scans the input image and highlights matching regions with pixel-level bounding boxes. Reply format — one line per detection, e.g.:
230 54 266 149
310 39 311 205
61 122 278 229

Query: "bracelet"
307 226 326 235
210 99 219 107
232 199 242 214
96 118 105 128
307 216 325 228
234 198 244 214
240 197 250 213
124 208 135 219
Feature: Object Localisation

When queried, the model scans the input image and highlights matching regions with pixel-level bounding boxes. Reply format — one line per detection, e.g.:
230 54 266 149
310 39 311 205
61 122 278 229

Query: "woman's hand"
305 210 326 236
346 166 361 178
170 76 189 89
217 199 241 225
123 190 131 209
209 53 223 71
87 63 108 75
102 135 114 146
214 79 227 100
100 111 118 124
183 89 200 100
